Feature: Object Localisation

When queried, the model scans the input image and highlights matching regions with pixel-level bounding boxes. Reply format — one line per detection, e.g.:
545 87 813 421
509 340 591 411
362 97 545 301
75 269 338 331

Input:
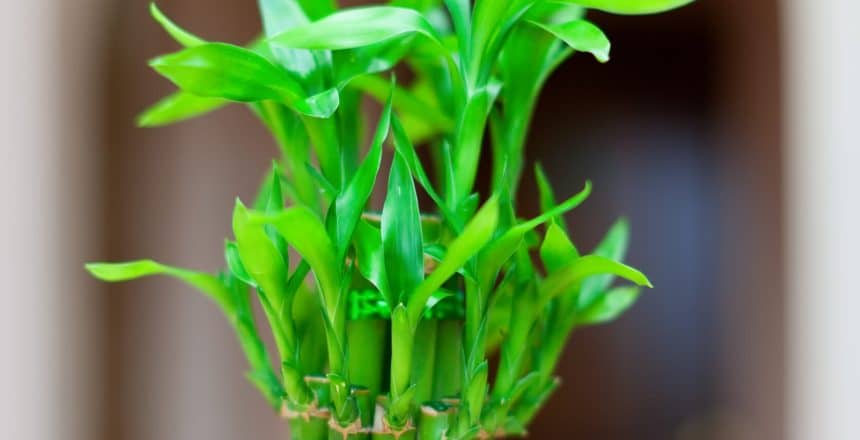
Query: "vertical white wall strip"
784 1 860 439
0 1 65 438
0 1 105 439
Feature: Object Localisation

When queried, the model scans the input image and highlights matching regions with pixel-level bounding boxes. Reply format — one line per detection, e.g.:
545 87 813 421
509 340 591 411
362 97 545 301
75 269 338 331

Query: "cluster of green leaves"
87 1 691 438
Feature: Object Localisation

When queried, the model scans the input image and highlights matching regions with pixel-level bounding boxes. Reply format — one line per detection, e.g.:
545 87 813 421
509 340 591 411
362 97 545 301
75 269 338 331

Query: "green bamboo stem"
432 320 463 400
347 319 388 398
281 377 333 440
412 319 438 407
489 284 536 405
354 387 375 430
388 304 415 430
371 404 417 440
417 403 453 439
289 414 331 440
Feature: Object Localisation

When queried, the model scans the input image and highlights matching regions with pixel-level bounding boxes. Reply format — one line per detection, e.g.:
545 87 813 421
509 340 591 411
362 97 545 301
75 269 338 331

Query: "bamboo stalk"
432 320 463 400
412 319 438 407
289 413 331 440
417 403 453 439
354 387 375 431
371 401 417 440
347 319 388 398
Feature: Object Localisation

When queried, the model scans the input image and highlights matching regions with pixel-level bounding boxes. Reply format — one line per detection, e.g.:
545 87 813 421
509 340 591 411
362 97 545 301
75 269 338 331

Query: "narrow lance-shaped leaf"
407 196 500 324
150 43 339 118
265 164 290 265
534 163 567 232
137 91 228 127
578 217 630 308
85 260 233 312
539 222 580 273
390 115 461 230
333 88 393 258
150 3 206 47
444 0 472 62
296 0 336 20
225 241 255 288
270 6 443 51
232 200 288 304
452 81 503 200
528 18 611 63
257 0 320 82
247 206 340 313
560 0 694 15
349 74 455 134
478 181 591 290
334 38 416 89
353 219 390 300
576 286 641 325
540 255 652 305
383 151 425 303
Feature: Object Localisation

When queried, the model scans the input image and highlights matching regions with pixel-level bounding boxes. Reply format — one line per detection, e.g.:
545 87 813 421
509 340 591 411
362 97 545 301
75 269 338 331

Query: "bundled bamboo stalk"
86 0 691 438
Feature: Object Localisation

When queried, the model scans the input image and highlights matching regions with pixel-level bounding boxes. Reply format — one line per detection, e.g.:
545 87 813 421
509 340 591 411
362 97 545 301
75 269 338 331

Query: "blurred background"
2 1 857 439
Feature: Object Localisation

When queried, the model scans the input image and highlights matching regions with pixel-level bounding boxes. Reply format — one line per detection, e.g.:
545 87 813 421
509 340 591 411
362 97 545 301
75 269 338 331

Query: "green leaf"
150 3 206 47
265 165 290 265
465 360 489 425
224 241 255 288
383 152 425 302
297 0 336 20
334 40 416 89
576 286 640 325
137 91 228 127
150 43 338 118
561 0 694 15
232 200 288 304
578 218 630 308
304 162 338 199
85 260 232 311
391 115 460 230
534 163 566 231
453 83 502 200
248 206 340 312
529 18 610 63
408 196 499 324
270 6 442 51
539 222 579 273
389 384 418 427
349 74 455 134
334 90 392 258
353 219 390 299
540 255 651 303
257 0 322 83
477 181 591 289
444 0 472 61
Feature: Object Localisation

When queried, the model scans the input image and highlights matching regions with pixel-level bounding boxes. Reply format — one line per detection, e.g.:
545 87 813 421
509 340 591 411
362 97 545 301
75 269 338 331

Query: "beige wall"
784 1 860 439
0 1 106 439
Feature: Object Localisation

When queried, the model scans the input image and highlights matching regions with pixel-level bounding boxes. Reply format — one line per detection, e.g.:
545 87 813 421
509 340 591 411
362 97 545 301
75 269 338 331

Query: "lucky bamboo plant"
87 1 692 438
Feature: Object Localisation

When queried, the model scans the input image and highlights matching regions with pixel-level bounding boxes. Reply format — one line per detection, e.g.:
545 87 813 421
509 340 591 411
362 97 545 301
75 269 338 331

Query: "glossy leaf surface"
150 43 338 117
562 0 694 14
529 18 611 63
382 152 425 303
85 260 232 311
271 7 441 51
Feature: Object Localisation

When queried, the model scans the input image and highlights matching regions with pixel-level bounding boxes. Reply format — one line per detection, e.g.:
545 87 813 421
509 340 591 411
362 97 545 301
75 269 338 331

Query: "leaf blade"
382 151 425 303
270 6 441 51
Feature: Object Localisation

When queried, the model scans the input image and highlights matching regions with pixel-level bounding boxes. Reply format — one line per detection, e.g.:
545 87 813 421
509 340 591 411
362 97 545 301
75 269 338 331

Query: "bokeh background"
2 1 857 439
